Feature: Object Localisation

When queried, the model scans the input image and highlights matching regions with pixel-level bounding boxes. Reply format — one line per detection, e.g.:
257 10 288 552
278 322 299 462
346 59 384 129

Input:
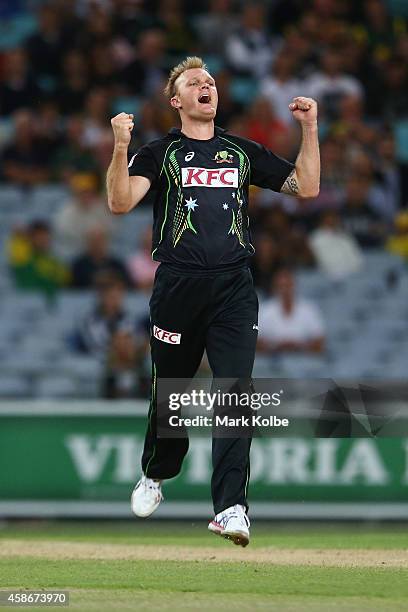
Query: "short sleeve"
128 144 158 183
249 141 295 192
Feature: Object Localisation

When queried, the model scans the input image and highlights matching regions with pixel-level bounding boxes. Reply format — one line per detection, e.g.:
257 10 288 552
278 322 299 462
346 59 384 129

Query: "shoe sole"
222 529 249 547
208 521 249 548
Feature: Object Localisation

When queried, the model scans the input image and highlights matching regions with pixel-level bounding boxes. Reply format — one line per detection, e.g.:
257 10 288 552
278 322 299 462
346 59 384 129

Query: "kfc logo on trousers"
153 325 181 344
182 167 238 188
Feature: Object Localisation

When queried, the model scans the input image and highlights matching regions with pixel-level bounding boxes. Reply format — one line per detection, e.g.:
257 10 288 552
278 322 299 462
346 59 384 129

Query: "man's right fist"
111 112 134 147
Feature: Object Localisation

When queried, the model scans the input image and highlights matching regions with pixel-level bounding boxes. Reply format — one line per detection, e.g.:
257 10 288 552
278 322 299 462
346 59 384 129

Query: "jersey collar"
168 126 227 139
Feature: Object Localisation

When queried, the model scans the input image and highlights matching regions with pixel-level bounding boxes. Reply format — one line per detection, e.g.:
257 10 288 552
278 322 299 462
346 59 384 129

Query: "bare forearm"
281 97 320 198
295 121 320 198
106 145 133 214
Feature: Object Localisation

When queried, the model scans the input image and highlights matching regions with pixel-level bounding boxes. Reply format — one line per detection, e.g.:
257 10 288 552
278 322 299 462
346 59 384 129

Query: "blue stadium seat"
252 355 275 377
55 355 104 379
0 185 23 203
55 291 95 320
35 375 79 399
1 292 48 320
279 355 329 378
296 270 332 299
0 375 31 398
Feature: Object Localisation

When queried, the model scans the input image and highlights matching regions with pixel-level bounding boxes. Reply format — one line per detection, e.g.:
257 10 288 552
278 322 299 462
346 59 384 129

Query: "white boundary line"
0 401 148 416
2 402 407 418
0 501 408 520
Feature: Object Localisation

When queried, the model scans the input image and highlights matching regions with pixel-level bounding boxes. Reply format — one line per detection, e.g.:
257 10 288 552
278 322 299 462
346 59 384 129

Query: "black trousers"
141 262 259 515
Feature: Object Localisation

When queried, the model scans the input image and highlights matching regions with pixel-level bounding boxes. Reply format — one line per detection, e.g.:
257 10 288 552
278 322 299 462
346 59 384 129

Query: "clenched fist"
111 112 134 148
289 97 318 124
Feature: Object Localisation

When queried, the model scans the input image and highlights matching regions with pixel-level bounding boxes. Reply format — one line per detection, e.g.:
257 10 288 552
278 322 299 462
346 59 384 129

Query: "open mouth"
198 93 211 104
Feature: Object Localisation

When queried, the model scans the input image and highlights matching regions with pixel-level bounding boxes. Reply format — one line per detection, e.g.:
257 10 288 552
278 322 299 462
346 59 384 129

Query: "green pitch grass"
1 522 408 611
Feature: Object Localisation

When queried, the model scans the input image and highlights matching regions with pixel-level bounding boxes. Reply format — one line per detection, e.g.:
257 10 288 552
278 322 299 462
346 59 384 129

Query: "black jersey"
128 126 294 269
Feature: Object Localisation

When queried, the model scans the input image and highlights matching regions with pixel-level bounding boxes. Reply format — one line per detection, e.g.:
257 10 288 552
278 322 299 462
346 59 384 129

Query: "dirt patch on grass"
1 539 407 567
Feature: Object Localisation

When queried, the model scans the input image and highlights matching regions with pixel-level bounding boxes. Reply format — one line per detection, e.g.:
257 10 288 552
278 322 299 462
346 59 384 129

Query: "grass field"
1 521 408 611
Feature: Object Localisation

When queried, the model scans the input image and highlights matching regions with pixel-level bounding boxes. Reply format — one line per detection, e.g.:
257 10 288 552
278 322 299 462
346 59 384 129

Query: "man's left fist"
289 97 318 124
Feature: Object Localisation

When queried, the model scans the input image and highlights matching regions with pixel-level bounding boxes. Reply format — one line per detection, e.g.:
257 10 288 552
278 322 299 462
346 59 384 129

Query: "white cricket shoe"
131 475 163 518
208 504 250 547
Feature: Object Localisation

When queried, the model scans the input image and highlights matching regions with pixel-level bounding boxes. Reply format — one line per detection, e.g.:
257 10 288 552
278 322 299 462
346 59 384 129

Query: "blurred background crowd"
0 0 407 399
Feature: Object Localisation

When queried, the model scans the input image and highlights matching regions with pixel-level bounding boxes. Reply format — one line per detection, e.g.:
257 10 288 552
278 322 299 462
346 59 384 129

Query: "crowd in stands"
1 0 407 397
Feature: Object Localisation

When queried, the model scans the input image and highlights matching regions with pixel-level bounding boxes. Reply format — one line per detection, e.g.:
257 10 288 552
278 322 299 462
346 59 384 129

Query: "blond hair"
164 56 207 99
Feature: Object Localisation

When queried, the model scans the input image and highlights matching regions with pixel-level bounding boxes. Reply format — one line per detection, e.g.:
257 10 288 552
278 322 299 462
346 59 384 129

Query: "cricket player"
107 57 320 547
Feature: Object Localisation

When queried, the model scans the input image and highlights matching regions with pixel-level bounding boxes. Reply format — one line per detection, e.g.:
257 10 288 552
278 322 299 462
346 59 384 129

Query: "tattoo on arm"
281 169 299 195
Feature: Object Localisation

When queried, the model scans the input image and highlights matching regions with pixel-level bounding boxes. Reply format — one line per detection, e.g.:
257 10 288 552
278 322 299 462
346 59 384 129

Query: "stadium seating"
0 182 406 397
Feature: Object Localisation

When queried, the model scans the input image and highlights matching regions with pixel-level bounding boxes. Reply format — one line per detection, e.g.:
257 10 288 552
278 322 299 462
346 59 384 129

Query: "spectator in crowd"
257 268 326 354
110 0 156 44
260 50 301 126
363 0 396 54
133 97 173 144
375 131 405 212
0 110 50 185
193 0 238 56
35 101 64 157
381 55 408 120
76 3 113 50
305 48 363 122
54 172 112 260
157 0 195 59
52 116 100 181
89 42 118 90
120 29 168 98
71 225 129 288
250 232 281 295
24 3 66 87
387 210 408 262
82 87 113 149
127 227 159 291
77 88 116 172
349 151 398 223
341 175 388 248
309 210 364 279
102 328 149 399
0 48 40 116
8 220 70 297
56 50 89 115
244 96 294 159
333 95 377 153
282 19 314 68
72 273 134 358
306 135 346 212
225 2 279 79
256 208 315 270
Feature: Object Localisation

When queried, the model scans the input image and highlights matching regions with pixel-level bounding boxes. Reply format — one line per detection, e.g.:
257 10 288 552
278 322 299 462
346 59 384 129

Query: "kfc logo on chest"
153 325 181 344
182 167 239 188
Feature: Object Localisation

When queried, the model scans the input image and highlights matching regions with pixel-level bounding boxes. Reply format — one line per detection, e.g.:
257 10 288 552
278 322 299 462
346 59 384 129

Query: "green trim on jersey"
145 360 157 477
220 135 254 254
219 138 250 249
152 139 182 259
169 146 198 246
228 209 245 247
